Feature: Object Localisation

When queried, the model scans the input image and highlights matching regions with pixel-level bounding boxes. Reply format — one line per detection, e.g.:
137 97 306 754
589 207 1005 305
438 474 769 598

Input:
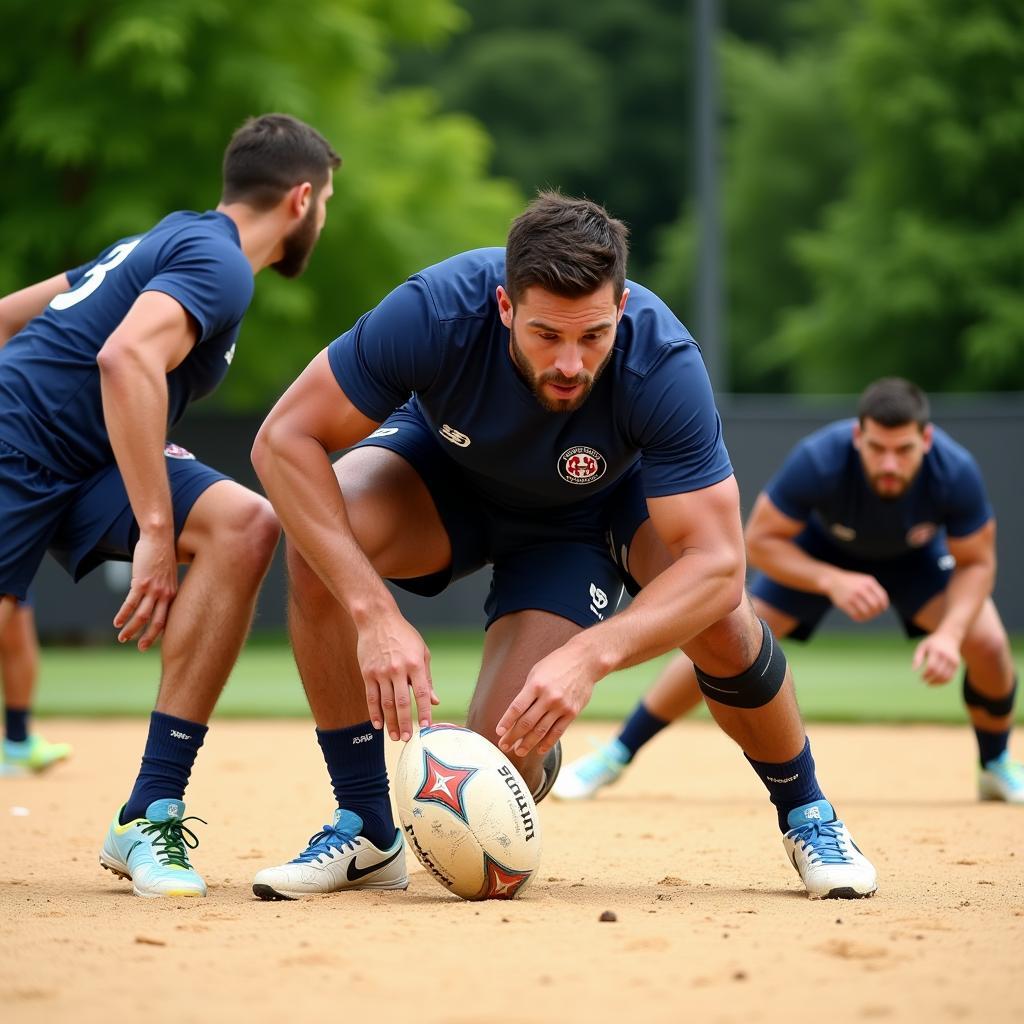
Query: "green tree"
776 0 1024 391
0 0 522 409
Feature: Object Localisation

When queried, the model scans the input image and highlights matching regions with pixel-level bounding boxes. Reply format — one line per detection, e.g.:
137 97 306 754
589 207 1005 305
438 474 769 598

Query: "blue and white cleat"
979 752 1024 803
252 809 407 901
99 799 207 898
2 735 72 775
783 799 877 900
552 738 629 800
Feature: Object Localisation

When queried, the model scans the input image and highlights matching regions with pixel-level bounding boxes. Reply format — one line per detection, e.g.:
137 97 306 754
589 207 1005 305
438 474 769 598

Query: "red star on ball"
483 853 532 900
414 750 479 824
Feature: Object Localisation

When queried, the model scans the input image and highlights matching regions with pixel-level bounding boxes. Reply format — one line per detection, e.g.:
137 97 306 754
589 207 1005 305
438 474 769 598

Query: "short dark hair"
505 191 629 303
857 377 930 429
221 113 341 210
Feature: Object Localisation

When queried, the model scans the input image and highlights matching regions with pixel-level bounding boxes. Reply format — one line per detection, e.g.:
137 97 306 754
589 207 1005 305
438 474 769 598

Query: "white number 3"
50 237 142 310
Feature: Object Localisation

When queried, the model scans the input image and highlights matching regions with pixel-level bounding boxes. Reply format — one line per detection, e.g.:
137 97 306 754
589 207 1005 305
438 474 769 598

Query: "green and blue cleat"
979 752 1024 803
1 735 72 776
99 798 207 898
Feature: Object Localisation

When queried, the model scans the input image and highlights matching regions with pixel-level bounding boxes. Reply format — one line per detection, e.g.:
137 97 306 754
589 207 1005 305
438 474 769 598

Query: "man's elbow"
709 549 746 619
250 419 280 483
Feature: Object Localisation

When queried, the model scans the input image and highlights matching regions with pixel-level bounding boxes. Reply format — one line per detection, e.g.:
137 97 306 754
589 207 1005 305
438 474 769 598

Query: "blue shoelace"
140 815 206 870
292 823 358 864
790 820 851 866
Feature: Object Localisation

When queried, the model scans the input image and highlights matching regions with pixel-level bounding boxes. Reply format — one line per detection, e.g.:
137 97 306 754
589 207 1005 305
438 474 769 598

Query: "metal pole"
694 0 724 391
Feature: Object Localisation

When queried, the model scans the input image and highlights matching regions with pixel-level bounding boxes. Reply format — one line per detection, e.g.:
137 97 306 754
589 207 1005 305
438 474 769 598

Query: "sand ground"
2 718 1022 1024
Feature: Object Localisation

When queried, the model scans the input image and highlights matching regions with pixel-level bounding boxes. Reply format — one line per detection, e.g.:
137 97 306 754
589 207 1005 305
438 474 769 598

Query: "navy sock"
316 721 394 849
975 727 1010 767
745 737 826 832
617 703 670 760
122 711 207 823
4 706 29 744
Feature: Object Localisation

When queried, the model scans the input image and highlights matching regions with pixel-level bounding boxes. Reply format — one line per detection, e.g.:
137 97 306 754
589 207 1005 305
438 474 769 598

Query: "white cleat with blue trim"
783 799 877 900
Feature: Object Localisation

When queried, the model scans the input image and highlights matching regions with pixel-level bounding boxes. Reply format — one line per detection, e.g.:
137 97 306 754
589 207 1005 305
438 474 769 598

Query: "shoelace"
790 820 851 866
140 815 206 870
575 742 626 784
293 823 358 864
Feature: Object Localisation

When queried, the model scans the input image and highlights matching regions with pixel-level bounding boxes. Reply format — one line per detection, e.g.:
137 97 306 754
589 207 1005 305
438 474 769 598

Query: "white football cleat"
552 739 630 800
783 800 877 900
253 809 408 901
979 752 1024 803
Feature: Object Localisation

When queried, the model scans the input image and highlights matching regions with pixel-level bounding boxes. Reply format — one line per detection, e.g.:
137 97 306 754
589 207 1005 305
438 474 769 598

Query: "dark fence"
32 393 1024 640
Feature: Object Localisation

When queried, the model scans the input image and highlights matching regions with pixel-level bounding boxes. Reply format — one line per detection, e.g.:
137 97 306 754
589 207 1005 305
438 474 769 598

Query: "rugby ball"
395 724 542 901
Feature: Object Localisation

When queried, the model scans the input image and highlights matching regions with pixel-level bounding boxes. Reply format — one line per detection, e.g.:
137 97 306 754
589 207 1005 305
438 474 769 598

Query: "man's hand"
912 630 961 685
357 615 438 741
114 530 179 651
496 644 598 758
827 570 890 622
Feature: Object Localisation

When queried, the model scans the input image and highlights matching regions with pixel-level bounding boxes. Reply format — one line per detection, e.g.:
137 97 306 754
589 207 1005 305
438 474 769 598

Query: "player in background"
250 192 877 902
0 113 339 895
0 600 71 775
555 378 1022 804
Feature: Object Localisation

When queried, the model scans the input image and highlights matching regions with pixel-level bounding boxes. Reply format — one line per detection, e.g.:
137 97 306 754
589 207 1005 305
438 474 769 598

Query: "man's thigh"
0 439 80 602
48 443 230 580
345 405 486 592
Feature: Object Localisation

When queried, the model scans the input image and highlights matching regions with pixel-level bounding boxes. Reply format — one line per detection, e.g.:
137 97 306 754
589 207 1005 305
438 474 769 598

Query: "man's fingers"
409 664 433 733
137 600 170 651
496 693 536 753
364 681 384 731
118 592 156 643
113 586 143 631
537 714 573 756
513 708 562 758
377 678 402 741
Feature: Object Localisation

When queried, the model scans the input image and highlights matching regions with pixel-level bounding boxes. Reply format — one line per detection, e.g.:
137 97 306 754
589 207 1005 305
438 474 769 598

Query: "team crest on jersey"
558 446 606 485
906 522 938 547
163 443 196 460
830 523 856 541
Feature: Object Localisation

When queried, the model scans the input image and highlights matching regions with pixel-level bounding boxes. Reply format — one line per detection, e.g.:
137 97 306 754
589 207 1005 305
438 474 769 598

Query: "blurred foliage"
2 0 1020 400
0 0 522 410
652 0 1024 392
392 0 693 273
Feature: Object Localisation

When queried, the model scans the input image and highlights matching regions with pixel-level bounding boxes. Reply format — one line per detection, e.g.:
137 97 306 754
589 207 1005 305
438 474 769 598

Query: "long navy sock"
745 737 826 832
975 727 1010 767
617 703 670 760
4 706 29 743
122 711 207 823
317 721 394 849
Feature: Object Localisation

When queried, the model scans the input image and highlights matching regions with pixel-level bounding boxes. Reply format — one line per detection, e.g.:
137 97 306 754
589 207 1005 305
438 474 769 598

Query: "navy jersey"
765 419 993 560
327 248 732 511
0 211 253 478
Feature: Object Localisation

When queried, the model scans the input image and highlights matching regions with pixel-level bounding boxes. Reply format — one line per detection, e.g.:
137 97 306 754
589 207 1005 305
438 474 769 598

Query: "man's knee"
190 489 280 576
961 623 1012 676
690 616 789 710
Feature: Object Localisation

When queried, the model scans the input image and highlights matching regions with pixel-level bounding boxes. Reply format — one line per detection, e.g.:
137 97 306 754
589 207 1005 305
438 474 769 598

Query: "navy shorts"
749 527 954 640
0 439 229 601
352 407 650 629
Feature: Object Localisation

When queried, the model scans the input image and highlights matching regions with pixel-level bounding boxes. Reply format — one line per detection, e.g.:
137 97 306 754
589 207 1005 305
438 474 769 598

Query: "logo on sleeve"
439 424 472 447
558 446 606 485
163 443 196 460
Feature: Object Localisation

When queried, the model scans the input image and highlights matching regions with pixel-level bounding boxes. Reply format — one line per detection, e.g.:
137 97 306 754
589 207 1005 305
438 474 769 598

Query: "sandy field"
2 718 1022 1024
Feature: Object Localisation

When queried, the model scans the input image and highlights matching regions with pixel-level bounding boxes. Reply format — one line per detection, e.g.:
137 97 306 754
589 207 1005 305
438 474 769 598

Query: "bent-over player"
0 113 339 895
556 378 1022 804
250 192 878 901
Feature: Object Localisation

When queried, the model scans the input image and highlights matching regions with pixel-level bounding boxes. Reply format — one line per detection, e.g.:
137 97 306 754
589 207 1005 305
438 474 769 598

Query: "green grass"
31 630 1024 724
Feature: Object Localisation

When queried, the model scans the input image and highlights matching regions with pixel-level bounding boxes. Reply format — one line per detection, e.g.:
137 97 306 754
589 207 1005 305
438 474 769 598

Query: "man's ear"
496 285 514 330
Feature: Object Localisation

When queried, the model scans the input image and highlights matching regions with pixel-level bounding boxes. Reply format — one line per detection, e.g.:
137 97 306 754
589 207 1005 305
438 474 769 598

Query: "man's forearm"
98 349 174 537
747 535 841 595
936 562 993 643
569 549 744 680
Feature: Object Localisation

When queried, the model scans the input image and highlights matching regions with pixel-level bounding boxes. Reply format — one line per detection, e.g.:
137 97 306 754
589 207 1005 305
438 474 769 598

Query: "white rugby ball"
395 723 542 901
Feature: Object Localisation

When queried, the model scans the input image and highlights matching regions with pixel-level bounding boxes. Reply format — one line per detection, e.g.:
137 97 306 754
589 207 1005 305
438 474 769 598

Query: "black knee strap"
694 619 788 709
963 672 1017 718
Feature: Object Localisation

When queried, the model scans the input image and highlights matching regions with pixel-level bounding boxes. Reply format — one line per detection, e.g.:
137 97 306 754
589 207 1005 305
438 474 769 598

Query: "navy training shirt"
327 248 733 511
0 211 254 478
765 419 993 560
